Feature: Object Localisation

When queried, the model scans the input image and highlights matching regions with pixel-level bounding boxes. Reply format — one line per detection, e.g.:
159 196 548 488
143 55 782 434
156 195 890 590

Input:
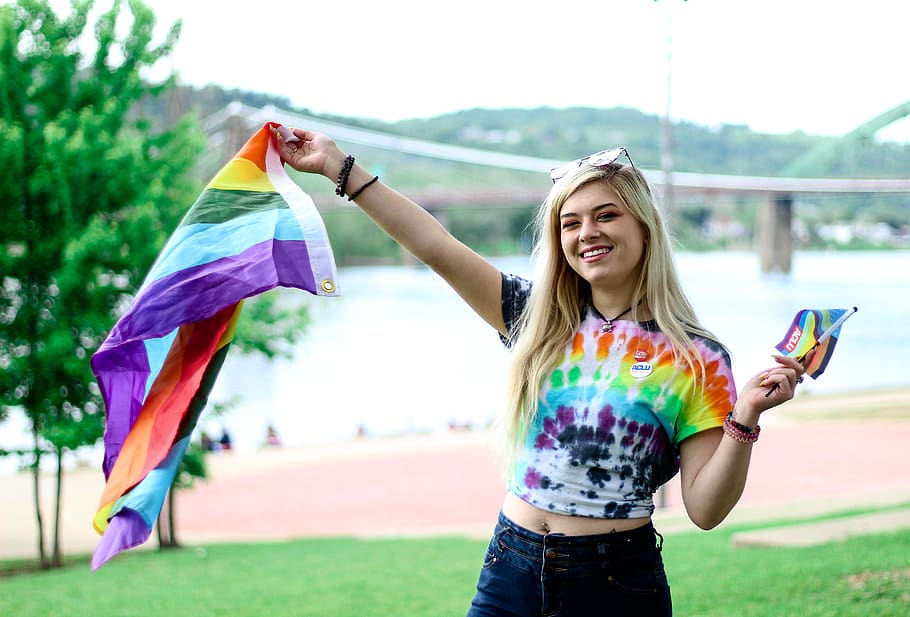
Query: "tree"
1 2 315 569
0 0 204 568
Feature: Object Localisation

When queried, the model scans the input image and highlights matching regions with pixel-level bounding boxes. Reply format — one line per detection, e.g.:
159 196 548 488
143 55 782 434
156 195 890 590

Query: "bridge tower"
758 194 793 273
757 100 910 273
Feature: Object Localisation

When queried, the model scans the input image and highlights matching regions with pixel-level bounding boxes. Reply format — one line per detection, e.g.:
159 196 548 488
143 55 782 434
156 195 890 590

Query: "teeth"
582 248 608 258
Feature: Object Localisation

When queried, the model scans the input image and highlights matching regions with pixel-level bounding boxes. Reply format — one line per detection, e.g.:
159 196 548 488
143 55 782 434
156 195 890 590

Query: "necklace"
598 304 634 333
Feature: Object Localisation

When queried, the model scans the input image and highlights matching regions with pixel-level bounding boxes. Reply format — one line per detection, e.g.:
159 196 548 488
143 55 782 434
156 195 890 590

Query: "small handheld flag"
766 307 858 397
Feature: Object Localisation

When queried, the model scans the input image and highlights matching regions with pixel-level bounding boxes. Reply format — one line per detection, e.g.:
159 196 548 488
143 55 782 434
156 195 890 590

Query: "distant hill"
140 84 910 259
156 84 910 179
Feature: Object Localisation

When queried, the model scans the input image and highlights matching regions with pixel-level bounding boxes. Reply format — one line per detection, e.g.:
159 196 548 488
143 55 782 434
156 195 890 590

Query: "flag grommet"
320 279 336 293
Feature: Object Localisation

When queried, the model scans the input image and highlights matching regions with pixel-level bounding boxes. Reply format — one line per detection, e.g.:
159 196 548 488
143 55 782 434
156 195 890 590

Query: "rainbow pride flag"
90 122 339 570
773 307 857 379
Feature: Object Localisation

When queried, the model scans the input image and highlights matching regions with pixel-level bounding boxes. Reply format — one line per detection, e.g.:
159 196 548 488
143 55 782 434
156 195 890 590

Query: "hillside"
158 85 910 179
143 85 910 260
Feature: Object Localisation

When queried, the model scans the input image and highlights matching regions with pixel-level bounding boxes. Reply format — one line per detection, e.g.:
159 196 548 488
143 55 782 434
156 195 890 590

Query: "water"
2 250 908 463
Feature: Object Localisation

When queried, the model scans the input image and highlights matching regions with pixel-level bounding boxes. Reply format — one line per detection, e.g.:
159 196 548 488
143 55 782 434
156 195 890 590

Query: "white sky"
135 1 910 141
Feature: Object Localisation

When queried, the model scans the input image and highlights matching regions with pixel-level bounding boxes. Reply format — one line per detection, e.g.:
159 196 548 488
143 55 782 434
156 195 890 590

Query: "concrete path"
730 508 910 548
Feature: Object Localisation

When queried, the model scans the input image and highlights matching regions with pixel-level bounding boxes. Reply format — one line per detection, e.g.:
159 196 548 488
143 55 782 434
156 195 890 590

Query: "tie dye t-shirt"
500 273 737 519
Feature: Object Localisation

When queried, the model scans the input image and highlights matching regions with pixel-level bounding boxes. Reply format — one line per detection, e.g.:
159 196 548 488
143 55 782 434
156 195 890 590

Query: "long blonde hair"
497 163 722 460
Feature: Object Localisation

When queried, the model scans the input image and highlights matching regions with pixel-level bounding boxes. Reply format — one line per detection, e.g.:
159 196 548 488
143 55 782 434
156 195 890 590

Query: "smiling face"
558 181 647 298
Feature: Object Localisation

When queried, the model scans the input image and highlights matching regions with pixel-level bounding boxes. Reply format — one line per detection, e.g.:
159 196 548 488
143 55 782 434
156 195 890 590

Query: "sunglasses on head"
549 147 636 183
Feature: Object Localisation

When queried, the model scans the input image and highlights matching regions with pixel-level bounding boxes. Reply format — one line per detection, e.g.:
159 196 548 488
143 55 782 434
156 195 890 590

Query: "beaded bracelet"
723 412 760 444
727 412 760 435
335 155 355 197
347 175 379 202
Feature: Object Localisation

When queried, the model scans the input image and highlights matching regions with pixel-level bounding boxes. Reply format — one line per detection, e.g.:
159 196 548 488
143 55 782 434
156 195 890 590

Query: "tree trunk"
29 431 48 569
167 484 178 547
51 448 64 568
156 509 165 545
157 487 179 549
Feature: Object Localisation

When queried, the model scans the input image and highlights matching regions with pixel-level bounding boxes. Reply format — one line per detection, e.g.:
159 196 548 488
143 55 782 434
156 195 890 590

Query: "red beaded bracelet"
723 412 760 443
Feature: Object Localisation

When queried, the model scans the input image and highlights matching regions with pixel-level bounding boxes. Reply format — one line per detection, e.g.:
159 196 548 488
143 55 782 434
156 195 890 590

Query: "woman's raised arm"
275 127 506 334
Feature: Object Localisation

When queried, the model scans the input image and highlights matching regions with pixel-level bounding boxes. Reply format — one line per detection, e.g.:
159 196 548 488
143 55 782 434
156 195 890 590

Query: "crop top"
500 273 737 519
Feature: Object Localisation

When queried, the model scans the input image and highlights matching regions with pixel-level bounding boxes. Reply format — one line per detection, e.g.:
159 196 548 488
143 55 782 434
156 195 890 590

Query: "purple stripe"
99 238 315 351
91 239 315 475
94 353 152 477
91 509 150 571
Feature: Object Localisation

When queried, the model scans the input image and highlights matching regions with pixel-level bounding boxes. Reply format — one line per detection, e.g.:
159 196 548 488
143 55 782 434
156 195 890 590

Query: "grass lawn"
2 520 908 617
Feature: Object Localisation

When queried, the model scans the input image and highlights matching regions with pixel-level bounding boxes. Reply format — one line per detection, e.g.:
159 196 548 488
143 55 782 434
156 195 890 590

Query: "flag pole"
812 306 858 348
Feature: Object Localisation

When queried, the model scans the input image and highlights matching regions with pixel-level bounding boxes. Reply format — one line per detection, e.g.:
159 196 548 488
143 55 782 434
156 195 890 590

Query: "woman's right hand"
272 127 344 178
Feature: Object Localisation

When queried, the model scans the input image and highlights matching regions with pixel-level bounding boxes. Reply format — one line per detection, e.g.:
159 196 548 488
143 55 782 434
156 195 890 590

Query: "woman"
274 128 804 616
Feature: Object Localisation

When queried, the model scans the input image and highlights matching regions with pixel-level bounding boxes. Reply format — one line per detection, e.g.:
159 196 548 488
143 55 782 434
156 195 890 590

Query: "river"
204 249 909 452
1 249 908 462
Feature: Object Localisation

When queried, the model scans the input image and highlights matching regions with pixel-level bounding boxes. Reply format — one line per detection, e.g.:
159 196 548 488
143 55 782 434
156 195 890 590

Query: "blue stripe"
145 209 306 284
110 435 192 528
143 328 178 398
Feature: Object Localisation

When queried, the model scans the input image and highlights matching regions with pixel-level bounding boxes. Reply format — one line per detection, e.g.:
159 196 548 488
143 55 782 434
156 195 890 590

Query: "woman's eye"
597 213 617 222
562 221 579 230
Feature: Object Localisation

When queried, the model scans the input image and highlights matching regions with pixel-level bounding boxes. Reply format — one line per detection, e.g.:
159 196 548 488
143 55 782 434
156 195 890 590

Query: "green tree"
0 0 203 568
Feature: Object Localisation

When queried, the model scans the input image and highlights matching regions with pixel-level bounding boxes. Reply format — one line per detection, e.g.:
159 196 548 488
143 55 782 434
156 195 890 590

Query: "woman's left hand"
736 353 808 418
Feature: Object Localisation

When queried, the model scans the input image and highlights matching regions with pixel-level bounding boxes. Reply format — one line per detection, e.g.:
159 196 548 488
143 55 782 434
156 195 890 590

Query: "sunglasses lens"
549 147 629 182
549 161 575 181
587 147 624 167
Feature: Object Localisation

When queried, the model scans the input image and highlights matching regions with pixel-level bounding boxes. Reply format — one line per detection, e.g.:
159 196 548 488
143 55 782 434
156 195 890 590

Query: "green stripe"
179 188 289 226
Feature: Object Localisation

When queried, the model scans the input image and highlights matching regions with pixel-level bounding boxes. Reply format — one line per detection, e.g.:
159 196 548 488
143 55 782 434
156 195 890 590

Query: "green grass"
663 526 910 616
2 524 908 617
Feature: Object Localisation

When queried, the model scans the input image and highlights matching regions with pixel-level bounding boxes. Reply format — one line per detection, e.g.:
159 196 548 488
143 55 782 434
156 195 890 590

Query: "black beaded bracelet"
335 155 355 197
347 175 380 202
725 411 760 434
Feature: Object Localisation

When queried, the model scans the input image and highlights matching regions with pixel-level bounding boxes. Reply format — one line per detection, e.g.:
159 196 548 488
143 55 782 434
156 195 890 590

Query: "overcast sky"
137 1 908 142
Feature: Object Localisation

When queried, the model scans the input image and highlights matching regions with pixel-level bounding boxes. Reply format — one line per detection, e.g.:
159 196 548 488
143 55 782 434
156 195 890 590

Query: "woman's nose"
579 219 601 242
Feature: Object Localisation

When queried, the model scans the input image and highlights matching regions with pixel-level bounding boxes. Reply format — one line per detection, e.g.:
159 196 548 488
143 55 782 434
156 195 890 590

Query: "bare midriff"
501 492 652 535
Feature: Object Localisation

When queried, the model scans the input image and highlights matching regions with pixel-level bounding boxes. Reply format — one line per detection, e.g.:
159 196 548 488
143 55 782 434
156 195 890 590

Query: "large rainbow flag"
90 122 339 570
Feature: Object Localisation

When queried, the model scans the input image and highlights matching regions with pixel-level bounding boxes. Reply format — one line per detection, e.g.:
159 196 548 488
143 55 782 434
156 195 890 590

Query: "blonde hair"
496 163 722 461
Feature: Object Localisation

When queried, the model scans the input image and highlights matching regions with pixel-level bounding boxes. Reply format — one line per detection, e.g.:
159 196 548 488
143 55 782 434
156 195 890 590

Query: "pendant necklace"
598 304 634 334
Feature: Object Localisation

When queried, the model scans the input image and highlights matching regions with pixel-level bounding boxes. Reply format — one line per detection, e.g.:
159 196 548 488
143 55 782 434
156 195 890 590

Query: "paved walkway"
3 389 909 560
730 508 910 548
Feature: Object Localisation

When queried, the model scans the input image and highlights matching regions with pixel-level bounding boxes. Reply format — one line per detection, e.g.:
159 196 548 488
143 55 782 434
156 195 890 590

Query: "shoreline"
2 386 909 561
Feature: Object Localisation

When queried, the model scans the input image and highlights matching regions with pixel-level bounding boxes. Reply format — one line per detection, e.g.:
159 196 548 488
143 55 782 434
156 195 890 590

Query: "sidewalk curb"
729 508 910 548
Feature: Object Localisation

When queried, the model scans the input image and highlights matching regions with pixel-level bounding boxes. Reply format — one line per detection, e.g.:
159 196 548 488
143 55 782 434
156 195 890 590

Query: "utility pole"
660 7 675 231
654 0 684 231
654 0 683 510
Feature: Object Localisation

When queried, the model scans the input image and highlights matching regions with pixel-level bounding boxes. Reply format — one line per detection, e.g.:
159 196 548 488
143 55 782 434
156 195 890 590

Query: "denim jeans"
466 512 672 617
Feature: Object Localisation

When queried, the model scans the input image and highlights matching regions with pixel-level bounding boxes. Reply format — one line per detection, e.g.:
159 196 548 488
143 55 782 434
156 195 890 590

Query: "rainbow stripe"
774 308 853 379
90 123 338 570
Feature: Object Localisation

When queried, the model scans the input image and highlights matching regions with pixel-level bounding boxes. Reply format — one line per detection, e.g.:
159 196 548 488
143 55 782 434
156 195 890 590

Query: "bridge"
203 102 910 273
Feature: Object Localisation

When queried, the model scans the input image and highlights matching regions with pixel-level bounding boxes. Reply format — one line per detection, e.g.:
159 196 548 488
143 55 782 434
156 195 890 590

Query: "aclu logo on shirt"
630 362 653 379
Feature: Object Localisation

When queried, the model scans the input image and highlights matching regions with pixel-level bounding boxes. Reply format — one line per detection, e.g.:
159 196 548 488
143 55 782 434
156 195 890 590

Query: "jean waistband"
494 511 660 562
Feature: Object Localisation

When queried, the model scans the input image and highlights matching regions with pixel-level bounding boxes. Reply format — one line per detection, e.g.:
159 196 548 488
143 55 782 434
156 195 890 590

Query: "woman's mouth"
581 247 611 259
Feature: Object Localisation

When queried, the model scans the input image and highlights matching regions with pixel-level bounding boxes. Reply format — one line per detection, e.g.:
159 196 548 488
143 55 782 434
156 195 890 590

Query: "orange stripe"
97 305 239 509
234 124 273 172
804 339 831 375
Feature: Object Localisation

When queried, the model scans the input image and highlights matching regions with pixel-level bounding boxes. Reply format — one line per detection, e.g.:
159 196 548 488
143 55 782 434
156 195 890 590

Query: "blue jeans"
466 512 672 617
